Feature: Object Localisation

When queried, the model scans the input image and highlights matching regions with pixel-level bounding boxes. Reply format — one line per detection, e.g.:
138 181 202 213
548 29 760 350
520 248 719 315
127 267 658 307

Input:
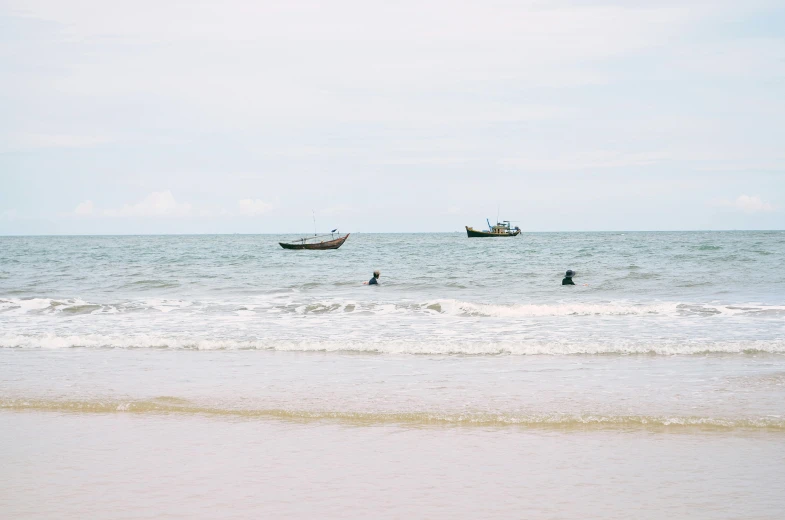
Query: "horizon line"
2 229 784 238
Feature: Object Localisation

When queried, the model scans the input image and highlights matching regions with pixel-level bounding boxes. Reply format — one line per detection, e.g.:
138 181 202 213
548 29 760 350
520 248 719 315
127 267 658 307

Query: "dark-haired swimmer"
562 270 575 285
363 270 380 285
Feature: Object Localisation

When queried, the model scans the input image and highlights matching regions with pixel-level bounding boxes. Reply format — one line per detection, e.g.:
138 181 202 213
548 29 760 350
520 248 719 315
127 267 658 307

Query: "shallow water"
2 232 784 518
3 350 785 430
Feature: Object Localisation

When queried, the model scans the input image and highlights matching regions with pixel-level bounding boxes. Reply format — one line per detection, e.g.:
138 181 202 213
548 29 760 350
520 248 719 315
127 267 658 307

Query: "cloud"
1 0 698 132
105 191 192 217
104 190 191 217
70 193 268 219
0 209 19 220
8 133 112 151
714 195 777 213
71 191 194 218
73 200 94 216
238 199 273 216
499 150 670 172
321 205 354 216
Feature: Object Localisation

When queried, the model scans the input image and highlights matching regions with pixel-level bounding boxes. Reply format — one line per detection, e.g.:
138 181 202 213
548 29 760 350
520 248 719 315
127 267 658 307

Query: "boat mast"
312 210 316 236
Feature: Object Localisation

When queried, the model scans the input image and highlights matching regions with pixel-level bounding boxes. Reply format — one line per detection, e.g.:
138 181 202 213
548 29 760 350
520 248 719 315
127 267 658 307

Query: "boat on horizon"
465 219 520 237
279 231 350 250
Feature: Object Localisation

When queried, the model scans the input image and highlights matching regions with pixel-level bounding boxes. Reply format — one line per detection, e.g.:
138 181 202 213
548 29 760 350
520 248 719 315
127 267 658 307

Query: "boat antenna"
496 204 499 225
312 210 317 236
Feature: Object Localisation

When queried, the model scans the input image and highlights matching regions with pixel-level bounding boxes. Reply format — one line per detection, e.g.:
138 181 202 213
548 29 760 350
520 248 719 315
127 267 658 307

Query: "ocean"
2 231 785 518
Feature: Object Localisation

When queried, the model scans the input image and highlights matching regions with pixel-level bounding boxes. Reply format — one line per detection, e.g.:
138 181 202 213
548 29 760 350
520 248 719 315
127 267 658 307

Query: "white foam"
1 333 784 355
0 298 100 315
2 296 783 319
429 299 680 318
142 299 193 313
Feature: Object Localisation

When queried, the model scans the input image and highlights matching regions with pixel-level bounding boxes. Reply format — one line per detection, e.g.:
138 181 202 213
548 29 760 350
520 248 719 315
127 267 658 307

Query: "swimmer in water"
562 269 575 285
364 270 380 285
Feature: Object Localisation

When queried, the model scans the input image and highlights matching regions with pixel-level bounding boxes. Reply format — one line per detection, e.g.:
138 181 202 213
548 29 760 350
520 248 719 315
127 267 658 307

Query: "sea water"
1 232 784 518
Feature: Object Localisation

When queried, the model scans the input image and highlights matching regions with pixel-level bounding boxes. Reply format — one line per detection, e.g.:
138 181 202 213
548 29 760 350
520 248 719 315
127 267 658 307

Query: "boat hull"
465 226 520 238
279 234 350 250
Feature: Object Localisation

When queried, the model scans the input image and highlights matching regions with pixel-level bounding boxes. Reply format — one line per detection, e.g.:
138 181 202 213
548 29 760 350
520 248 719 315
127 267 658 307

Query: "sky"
1 0 784 234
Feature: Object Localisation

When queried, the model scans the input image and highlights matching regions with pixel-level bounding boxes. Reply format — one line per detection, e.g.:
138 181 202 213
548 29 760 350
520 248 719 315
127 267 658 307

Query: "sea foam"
1 332 784 356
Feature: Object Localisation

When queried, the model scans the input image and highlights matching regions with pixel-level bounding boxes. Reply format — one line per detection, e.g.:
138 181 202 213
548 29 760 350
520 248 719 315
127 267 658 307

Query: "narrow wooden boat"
466 220 520 237
279 233 350 250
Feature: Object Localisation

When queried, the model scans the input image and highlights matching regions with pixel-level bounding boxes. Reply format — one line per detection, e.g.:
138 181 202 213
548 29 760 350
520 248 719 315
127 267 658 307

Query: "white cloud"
321 205 354 216
2 0 698 131
4 1 785 233
714 195 777 213
499 150 670 172
238 199 273 216
70 193 265 219
10 133 111 151
0 209 19 220
73 200 94 216
106 191 192 217
197 208 229 217
69 191 192 218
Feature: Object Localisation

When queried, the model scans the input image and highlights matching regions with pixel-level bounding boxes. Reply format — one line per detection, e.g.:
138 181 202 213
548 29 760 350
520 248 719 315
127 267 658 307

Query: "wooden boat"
466 220 520 237
279 233 350 250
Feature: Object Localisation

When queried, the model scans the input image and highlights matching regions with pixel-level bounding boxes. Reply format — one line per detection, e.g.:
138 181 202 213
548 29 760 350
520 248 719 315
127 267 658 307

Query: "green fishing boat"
465 220 520 237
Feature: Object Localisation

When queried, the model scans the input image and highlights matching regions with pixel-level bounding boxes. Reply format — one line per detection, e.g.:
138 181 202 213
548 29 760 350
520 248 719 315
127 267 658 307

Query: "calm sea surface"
2 232 785 518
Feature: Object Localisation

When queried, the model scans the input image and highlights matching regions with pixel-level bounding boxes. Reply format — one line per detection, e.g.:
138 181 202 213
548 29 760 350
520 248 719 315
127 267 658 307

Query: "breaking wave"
2 397 783 431
2 295 783 355
1 333 784 355
2 297 784 318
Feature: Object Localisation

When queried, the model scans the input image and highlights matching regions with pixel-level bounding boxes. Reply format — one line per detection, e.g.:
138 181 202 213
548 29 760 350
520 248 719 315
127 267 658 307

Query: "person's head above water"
565 270 575 278
364 270 381 285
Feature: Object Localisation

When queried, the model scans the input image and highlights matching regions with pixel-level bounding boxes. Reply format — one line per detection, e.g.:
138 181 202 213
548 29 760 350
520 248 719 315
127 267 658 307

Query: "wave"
0 297 194 315
3 297 784 318
2 397 783 431
429 299 679 317
122 279 181 289
1 333 784 355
